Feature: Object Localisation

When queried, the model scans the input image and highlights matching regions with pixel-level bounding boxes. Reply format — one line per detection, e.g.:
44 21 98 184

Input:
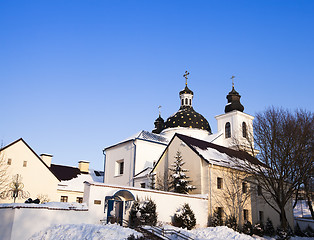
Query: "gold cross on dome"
183 71 190 86
231 75 235 88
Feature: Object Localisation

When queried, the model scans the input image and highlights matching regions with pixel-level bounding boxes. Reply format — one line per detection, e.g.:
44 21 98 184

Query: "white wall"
0 206 89 240
84 182 209 227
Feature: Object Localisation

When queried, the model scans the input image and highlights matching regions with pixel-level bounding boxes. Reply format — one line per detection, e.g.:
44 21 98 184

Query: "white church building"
101 73 293 228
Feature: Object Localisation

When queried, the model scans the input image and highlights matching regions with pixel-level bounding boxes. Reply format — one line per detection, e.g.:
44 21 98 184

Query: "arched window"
185 98 188 105
242 122 247 138
181 99 184 106
189 99 191 105
225 122 231 138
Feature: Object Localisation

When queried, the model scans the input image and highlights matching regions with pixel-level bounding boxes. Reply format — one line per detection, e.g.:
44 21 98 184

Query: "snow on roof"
105 130 169 149
176 133 263 168
57 169 103 192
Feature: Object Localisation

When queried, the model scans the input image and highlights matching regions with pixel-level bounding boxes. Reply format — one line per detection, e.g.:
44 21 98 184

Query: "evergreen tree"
129 198 141 228
173 203 196 230
264 218 275 236
169 151 196 194
225 215 238 232
140 198 157 226
242 220 253 236
148 172 156 190
209 210 223 227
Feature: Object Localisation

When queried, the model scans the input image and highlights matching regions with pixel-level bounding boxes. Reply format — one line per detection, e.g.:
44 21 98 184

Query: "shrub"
225 215 238 232
173 203 196 230
208 210 223 227
129 197 157 227
129 198 141 228
264 218 275 236
242 220 253 236
253 222 264 237
140 198 157 226
276 226 290 240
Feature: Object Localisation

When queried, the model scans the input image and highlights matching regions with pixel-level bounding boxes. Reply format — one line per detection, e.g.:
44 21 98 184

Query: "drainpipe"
132 140 137 187
209 163 213 218
102 149 106 183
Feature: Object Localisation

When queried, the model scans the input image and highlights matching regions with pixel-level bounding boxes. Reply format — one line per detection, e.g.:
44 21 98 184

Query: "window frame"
225 122 231 138
60 196 68 202
242 122 247 138
217 177 223 189
243 209 249 221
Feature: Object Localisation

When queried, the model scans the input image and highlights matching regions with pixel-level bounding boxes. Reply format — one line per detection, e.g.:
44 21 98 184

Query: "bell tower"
215 76 255 152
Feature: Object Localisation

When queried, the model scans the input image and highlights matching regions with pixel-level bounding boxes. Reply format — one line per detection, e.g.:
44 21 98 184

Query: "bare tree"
214 167 253 227
0 151 9 197
239 107 313 229
1 174 30 202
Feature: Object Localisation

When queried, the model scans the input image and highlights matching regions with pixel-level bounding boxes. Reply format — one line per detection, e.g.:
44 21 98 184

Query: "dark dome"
164 106 212 133
179 86 194 95
225 86 244 113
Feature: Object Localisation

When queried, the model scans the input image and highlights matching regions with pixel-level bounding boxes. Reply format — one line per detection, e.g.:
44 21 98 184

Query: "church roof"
175 133 263 167
164 107 211 133
105 130 169 150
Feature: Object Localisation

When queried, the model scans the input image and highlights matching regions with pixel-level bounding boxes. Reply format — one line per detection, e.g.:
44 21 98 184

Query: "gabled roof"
175 133 262 167
0 138 60 181
152 133 264 171
50 164 82 181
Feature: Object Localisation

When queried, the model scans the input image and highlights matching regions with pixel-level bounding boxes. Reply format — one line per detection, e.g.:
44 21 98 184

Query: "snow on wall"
0 203 89 240
84 182 209 227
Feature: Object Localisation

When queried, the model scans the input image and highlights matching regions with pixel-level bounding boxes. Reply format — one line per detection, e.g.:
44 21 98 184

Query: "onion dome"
224 80 244 113
152 114 165 134
163 71 212 133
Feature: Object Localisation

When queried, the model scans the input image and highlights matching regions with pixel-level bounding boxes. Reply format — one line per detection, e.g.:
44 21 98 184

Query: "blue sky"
1 1 313 170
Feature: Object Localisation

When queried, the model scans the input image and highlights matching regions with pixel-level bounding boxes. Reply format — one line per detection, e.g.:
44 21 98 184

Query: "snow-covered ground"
29 223 143 240
29 224 314 240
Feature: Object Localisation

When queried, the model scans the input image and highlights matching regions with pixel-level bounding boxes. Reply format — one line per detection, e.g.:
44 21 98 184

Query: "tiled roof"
50 164 81 181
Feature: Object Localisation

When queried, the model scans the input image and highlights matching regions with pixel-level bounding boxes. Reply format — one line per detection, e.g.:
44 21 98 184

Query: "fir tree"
129 198 141 228
209 210 223 227
173 203 196 230
140 198 157 226
169 151 196 194
264 218 275 236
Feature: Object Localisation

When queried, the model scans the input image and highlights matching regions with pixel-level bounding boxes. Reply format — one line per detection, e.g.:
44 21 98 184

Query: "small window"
76 197 83 203
242 182 248 193
7 158 12 165
225 122 231 138
244 209 249 221
189 99 191 105
119 161 124 175
242 122 247 138
259 211 264 223
140 183 146 188
217 177 223 189
185 98 188 105
23 161 27 167
60 196 68 202
181 99 184 105
257 185 262 196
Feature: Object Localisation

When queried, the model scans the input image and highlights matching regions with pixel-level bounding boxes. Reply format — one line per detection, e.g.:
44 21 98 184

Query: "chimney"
78 161 89 173
40 154 53 167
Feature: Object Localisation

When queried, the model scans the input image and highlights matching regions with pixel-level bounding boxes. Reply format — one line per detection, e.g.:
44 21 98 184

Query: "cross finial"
183 71 190 86
231 75 235 88
158 105 162 116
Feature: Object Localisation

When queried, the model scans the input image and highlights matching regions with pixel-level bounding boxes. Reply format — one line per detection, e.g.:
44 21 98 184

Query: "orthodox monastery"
102 73 293 227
